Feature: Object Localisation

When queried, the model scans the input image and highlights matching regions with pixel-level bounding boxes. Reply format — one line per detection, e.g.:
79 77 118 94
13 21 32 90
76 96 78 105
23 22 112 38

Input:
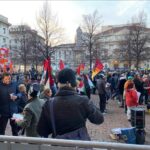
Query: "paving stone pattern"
5 94 150 145
87 95 150 145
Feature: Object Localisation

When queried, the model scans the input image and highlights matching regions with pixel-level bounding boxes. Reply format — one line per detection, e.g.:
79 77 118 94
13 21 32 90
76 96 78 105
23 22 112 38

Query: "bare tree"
81 10 102 71
36 1 64 59
29 33 43 70
118 29 133 69
118 12 150 70
17 25 32 73
131 12 150 70
10 24 36 73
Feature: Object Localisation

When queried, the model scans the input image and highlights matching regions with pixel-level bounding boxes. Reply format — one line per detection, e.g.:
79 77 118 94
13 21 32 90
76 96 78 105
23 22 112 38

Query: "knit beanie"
29 83 40 97
57 68 77 87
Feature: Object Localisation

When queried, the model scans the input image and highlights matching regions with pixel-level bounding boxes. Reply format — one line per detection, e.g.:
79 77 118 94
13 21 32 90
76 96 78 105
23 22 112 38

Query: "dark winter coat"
96 78 106 95
18 97 45 137
0 81 18 117
37 87 104 137
133 78 144 94
16 92 28 113
118 77 126 95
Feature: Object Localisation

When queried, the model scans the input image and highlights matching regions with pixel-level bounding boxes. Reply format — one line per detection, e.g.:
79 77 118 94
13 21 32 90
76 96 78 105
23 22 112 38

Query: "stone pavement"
5 94 150 145
87 94 150 145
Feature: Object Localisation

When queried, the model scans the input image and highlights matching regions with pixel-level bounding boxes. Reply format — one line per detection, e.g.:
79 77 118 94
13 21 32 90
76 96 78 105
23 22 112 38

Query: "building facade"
52 27 88 70
52 24 150 70
97 24 150 69
1 13 149 71
0 15 11 48
9 25 45 71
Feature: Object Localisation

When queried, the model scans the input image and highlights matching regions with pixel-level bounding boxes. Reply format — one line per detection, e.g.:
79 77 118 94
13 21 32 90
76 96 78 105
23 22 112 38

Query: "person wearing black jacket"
133 74 144 104
37 68 104 139
0 73 18 135
96 74 107 114
118 74 126 107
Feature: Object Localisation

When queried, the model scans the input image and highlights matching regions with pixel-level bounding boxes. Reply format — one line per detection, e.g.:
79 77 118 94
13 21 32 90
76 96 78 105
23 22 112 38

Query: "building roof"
0 15 11 26
9 25 31 32
98 24 150 36
53 43 75 48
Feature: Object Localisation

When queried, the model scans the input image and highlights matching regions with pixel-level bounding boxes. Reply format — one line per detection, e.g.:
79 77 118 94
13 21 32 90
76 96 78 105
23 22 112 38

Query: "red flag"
92 59 103 79
80 63 85 71
43 58 54 87
0 58 8 64
59 59 65 71
43 59 49 71
9 61 13 73
76 63 85 75
47 57 54 86
76 66 81 75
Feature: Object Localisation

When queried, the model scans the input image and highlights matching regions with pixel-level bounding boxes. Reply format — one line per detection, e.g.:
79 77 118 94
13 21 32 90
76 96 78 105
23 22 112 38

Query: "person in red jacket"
125 82 138 121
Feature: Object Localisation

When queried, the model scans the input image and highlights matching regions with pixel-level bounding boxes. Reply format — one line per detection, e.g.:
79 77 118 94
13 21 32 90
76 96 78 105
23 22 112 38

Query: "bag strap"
49 97 57 138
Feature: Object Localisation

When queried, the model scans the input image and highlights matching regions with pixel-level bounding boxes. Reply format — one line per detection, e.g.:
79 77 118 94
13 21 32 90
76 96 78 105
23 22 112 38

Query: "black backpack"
136 129 145 144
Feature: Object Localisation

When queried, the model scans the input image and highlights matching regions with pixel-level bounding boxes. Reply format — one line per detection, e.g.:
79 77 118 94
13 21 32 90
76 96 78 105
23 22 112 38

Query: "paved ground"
87 94 150 145
5 94 150 145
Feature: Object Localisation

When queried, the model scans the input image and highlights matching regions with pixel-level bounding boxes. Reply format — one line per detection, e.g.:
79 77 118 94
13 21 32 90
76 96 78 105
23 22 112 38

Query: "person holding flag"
91 59 104 95
37 68 104 139
40 58 57 97
92 59 104 80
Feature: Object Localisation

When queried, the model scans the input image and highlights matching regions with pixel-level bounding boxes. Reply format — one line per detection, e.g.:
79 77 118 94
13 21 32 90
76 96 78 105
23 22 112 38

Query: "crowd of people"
0 67 149 141
0 68 104 139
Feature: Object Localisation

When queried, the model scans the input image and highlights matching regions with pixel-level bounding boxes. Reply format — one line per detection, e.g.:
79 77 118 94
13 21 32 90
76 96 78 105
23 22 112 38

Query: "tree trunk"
128 60 132 70
24 60 27 73
90 51 92 72
35 62 38 71
89 43 92 72
135 58 140 70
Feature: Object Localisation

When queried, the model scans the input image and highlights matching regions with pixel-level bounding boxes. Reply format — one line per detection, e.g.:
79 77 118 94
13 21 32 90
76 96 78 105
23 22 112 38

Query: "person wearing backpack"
37 68 104 140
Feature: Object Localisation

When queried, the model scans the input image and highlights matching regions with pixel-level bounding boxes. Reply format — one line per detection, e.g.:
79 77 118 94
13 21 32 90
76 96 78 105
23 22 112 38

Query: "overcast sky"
0 0 149 43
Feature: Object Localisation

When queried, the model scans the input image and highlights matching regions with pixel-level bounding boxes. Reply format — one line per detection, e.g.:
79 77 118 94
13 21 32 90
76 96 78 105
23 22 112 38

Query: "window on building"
3 28 6 34
64 51 66 58
59 51 61 58
14 39 17 44
3 38 6 43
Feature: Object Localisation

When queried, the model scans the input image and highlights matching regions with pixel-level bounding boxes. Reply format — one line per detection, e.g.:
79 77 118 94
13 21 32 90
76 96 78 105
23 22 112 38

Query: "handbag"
49 98 91 141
